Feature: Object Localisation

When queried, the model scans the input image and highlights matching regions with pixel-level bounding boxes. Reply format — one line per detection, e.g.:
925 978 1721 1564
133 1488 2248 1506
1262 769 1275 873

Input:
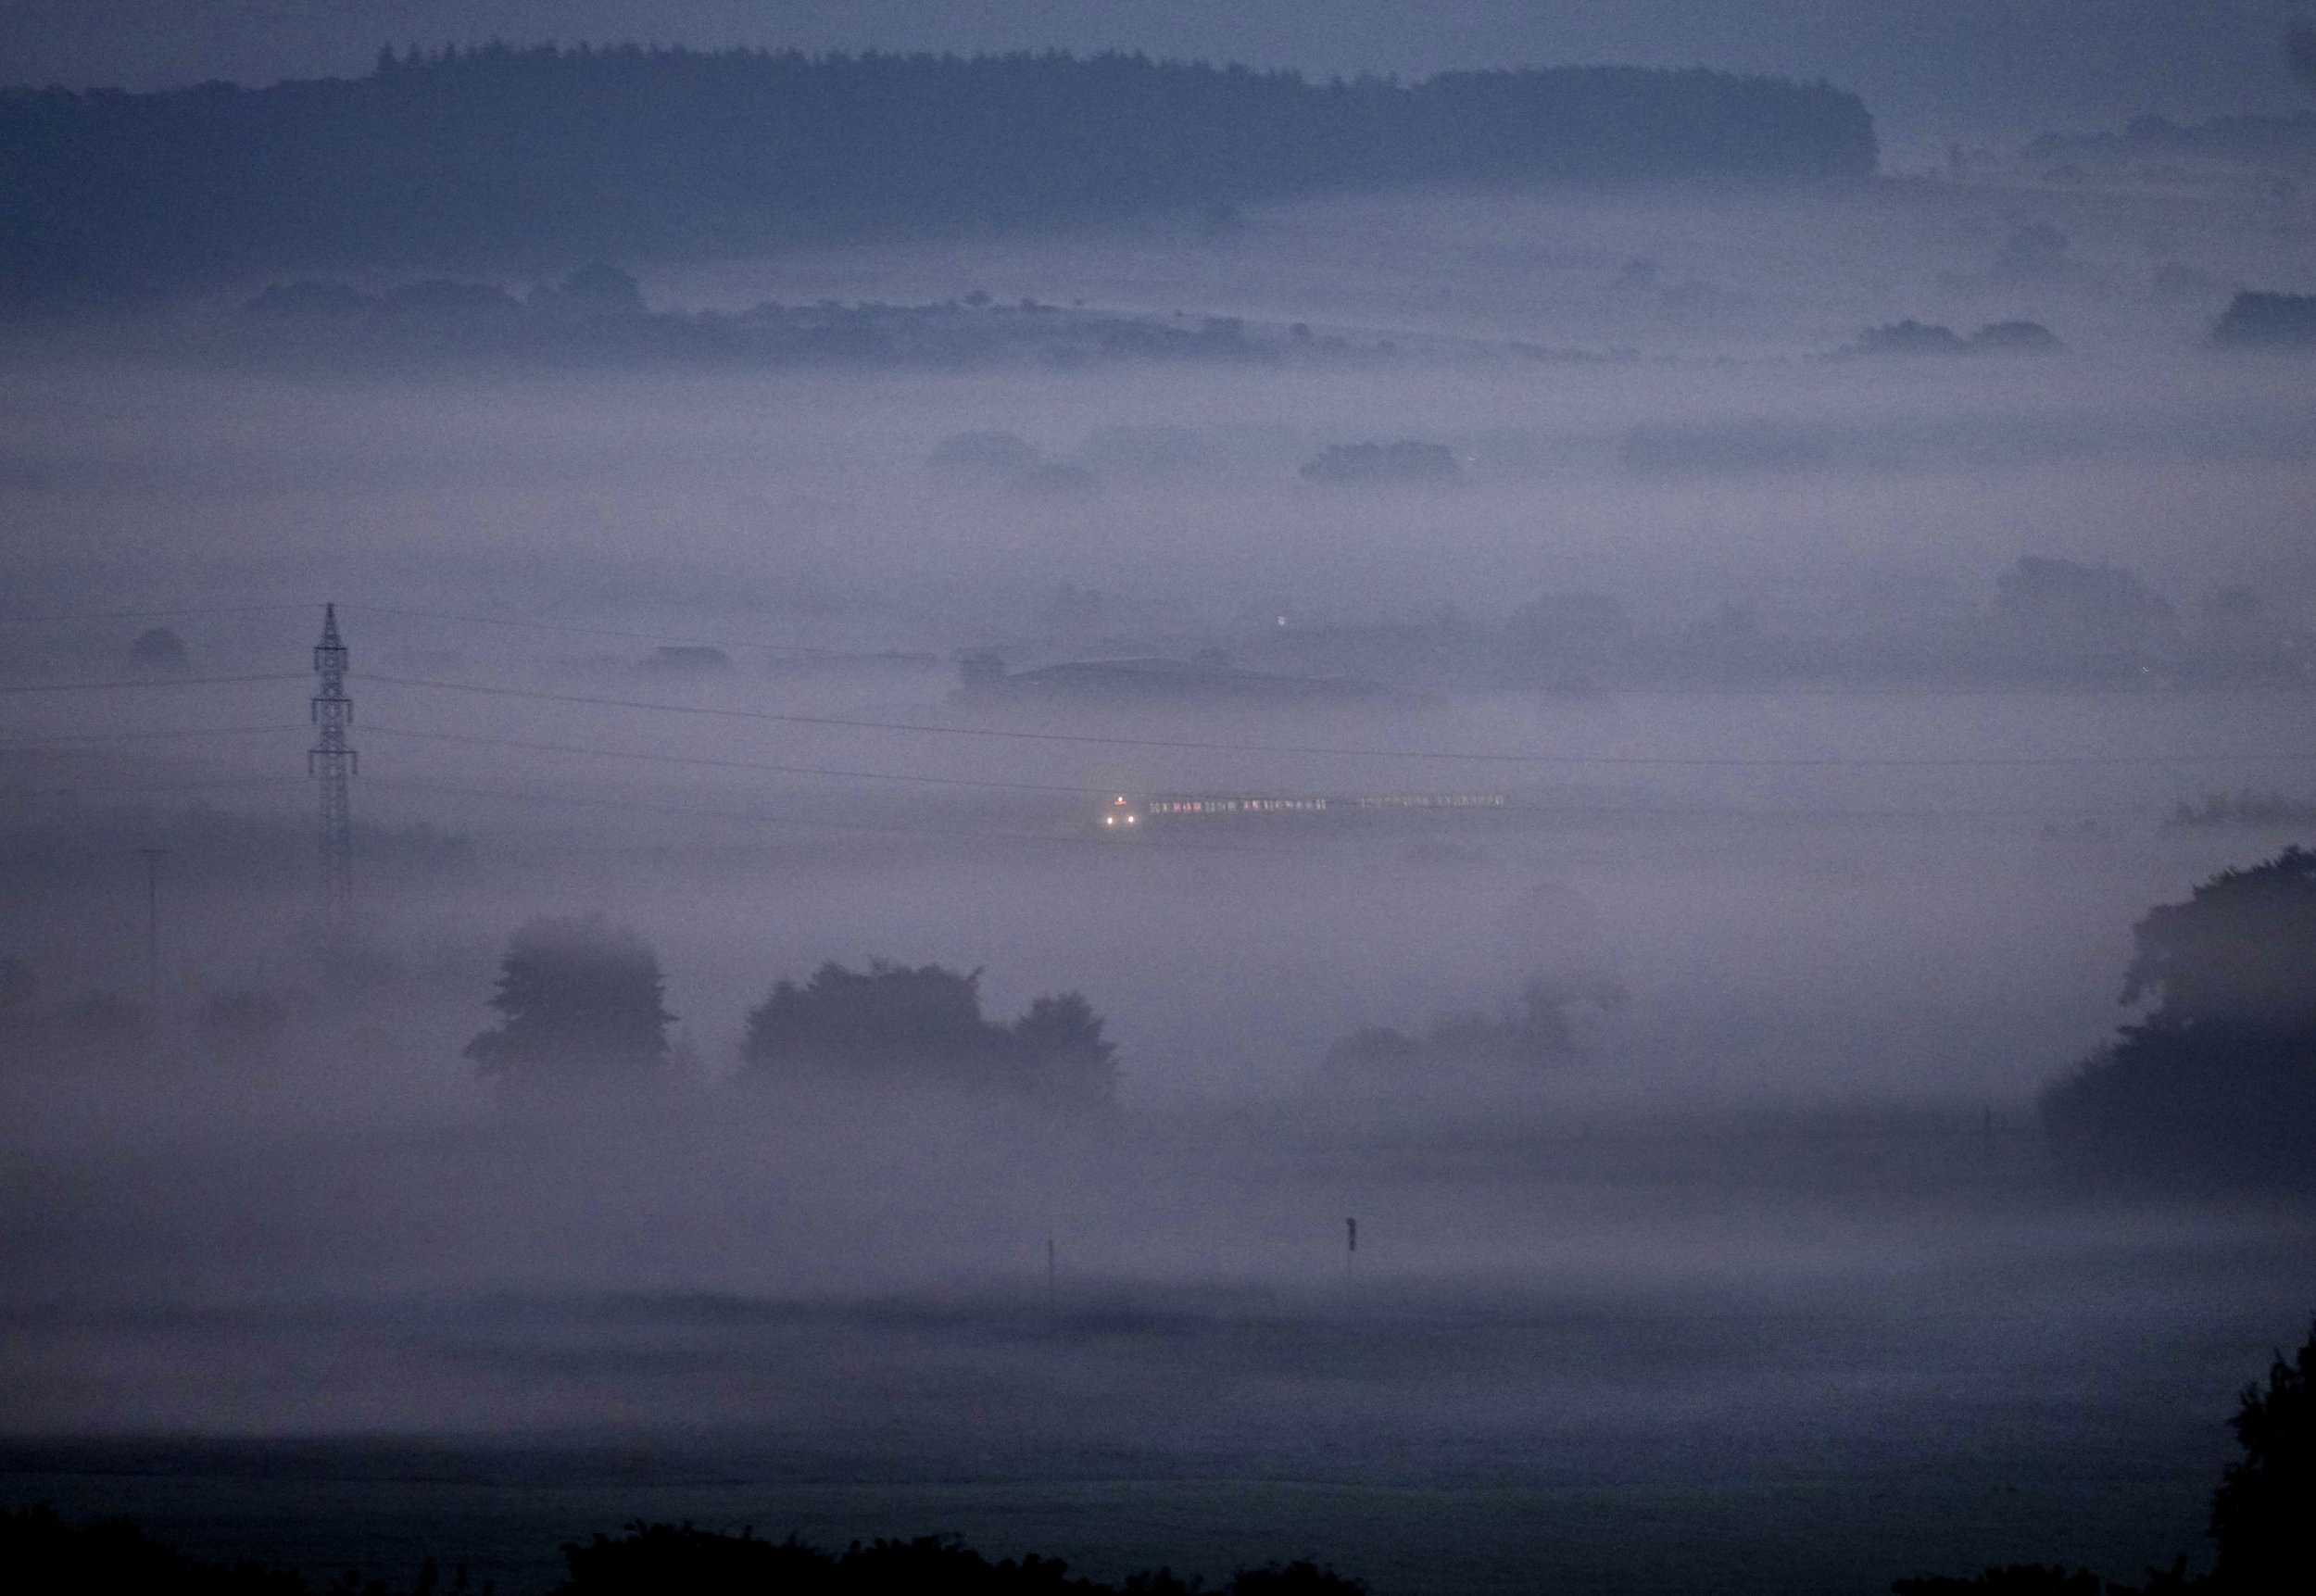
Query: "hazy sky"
5 0 2311 159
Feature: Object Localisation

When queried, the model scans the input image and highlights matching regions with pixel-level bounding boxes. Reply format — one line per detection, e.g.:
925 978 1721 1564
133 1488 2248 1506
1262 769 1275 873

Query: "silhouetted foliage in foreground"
2043 848 2316 1184
557 1524 1364 1596
0 45 1876 301
1892 1569 2106 1596
2209 1327 2316 1590
1895 1320 2316 1593
0 1508 1364 1596
7 1318 2313 1596
0 1502 372 1596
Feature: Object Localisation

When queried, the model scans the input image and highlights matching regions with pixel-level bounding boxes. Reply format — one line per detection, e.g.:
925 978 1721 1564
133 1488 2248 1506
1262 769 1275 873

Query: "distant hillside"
2025 110 2316 169
0 44 1877 303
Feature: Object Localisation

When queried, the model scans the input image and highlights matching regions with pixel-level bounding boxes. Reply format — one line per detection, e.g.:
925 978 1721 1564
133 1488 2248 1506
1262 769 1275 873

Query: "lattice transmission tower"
309 603 357 926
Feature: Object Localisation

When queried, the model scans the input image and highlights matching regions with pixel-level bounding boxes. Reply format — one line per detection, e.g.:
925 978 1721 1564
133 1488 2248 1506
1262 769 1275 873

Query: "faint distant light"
1276 614 1288 626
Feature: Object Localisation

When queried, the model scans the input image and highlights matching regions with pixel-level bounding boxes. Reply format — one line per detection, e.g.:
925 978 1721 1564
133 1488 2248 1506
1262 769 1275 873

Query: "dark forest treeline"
0 44 1875 302
0 1507 1367 1596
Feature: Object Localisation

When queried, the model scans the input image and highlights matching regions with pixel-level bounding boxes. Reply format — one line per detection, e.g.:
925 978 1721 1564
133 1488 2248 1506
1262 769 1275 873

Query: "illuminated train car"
1100 792 1504 830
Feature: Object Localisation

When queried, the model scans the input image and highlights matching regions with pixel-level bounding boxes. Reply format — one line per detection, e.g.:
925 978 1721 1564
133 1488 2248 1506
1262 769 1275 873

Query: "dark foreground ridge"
5 1319 2310 1594
0 45 1876 302
0 1508 1366 1596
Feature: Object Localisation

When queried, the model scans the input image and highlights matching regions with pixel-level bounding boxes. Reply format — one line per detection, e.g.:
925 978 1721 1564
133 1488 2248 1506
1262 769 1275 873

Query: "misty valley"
6 34 2316 1596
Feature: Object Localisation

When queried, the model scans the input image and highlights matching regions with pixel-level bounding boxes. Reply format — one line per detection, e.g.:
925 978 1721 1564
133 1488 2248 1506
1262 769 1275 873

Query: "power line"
0 604 311 625
6 774 309 798
359 774 1304 854
349 604 930 661
0 724 303 750
0 672 307 696
364 672 2316 770
358 724 2166 821
7 713 2162 825
361 723 1119 795
0 597 927 664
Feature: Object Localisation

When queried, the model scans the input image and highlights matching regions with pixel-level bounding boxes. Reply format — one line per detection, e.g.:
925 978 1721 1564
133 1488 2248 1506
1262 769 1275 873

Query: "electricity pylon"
309 603 356 927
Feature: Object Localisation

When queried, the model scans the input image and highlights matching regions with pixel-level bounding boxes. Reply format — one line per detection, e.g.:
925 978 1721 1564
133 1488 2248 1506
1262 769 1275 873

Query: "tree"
465 916 672 1089
128 626 189 671
745 960 1005 1081
1325 974 1624 1087
2121 848 2316 1033
741 959 1116 1102
1299 441 1459 483
2043 849 2316 1183
1890 1570 2102 1596
2210 1322 2316 1590
1848 319 1970 356
1500 592 1633 685
1893 1320 2316 1593
2212 292 2316 351
1984 556 2178 683
550 262 644 316
1013 991 1118 1103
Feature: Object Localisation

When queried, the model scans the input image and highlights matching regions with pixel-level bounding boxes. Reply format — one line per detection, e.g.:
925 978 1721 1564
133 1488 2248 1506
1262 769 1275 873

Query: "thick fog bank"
4 153 2314 1596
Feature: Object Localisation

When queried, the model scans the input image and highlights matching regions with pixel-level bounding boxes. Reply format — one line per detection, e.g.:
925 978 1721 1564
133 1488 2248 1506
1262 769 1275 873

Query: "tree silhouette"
2210 1321 2316 1590
129 626 189 671
465 915 673 1089
1894 1319 2316 1592
0 1503 322 1596
2212 292 2316 350
1891 1568 2104 1595
1013 991 1119 1104
2288 28 2316 94
2044 848 2316 1183
743 959 1115 1101
1326 974 1624 1087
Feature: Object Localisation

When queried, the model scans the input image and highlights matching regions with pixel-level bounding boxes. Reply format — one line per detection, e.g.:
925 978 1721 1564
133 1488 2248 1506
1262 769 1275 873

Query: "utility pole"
136 846 165 1016
309 603 356 929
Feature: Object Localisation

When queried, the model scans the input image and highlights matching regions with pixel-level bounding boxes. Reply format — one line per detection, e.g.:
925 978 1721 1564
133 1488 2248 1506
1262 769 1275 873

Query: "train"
1099 791 1505 829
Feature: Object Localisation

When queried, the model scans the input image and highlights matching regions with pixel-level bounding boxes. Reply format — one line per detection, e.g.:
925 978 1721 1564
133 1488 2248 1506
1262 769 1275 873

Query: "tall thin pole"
309 603 356 929
136 846 165 1015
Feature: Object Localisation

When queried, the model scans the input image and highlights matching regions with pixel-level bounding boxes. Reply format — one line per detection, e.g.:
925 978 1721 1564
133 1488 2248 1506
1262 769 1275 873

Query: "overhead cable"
364 672 2316 769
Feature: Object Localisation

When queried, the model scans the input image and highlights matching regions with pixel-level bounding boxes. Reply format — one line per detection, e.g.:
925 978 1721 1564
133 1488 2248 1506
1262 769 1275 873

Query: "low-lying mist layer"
4 149 2314 1596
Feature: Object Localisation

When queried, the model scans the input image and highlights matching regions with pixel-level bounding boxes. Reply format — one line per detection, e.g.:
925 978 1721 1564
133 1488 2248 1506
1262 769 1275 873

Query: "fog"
6 94 2316 1596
